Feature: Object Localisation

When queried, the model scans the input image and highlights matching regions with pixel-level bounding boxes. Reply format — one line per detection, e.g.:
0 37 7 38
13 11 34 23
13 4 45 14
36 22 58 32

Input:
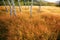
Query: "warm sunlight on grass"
0 6 60 40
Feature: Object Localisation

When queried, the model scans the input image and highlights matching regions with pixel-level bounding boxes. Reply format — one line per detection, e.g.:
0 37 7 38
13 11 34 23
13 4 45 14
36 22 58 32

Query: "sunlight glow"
45 0 58 3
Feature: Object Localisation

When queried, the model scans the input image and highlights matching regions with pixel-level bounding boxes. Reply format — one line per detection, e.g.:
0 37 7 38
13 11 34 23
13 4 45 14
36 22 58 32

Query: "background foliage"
0 0 56 6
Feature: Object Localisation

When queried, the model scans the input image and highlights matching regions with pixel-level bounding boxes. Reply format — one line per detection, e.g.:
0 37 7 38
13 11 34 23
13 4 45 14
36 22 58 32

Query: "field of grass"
0 6 60 40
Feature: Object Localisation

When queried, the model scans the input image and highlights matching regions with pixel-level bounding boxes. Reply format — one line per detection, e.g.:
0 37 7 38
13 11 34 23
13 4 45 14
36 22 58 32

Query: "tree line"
0 0 60 7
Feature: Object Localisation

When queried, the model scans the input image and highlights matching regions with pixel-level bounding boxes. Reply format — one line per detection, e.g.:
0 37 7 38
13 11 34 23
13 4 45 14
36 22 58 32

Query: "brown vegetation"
0 6 60 40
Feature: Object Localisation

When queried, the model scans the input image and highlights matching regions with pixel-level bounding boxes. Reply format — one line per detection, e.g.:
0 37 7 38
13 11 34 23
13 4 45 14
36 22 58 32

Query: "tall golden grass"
0 6 60 40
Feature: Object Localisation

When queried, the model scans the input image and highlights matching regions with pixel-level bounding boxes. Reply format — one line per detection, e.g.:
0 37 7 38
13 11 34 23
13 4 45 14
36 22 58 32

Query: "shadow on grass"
0 20 9 40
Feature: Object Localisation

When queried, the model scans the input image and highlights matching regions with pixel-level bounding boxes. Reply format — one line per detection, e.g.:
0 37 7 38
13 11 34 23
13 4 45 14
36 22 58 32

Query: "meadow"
0 6 60 40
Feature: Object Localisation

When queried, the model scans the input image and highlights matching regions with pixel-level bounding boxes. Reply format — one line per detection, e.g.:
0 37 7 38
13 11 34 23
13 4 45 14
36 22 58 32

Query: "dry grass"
0 6 60 40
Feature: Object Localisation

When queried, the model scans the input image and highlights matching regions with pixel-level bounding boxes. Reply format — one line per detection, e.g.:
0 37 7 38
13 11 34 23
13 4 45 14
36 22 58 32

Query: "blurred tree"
0 0 3 6
0 0 54 6
56 0 60 7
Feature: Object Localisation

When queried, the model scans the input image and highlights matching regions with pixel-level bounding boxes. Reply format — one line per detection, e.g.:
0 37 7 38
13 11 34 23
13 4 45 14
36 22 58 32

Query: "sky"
45 0 58 3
